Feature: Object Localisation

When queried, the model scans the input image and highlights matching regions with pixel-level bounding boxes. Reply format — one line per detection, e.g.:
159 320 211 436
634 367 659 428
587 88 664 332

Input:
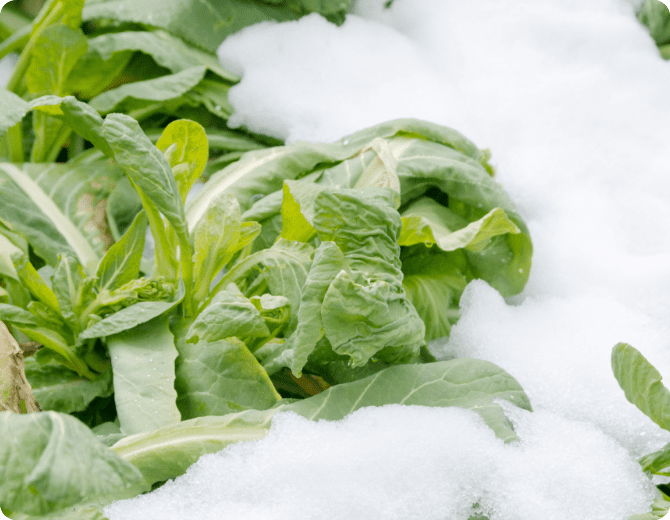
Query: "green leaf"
250 294 292 341
107 314 181 435
0 94 113 159
0 89 36 138
214 238 314 333
639 442 670 475
96 211 147 292
638 0 670 47
0 226 25 280
112 358 530 486
399 198 520 252
175 331 281 419
401 255 467 341
66 48 133 100
612 342 670 432
0 303 40 326
51 254 88 334
78 293 182 341
26 24 88 97
181 78 233 120
0 410 149 516
0 163 104 272
13 255 60 314
82 0 237 53
155 119 209 204
292 185 425 367
58 96 114 157
289 240 343 376
101 113 188 246
187 283 270 344
32 0 86 32
24 25 87 162
89 66 207 115
191 193 260 303
7 500 113 520
87 29 237 80
24 357 112 414
280 181 321 243
16 325 92 378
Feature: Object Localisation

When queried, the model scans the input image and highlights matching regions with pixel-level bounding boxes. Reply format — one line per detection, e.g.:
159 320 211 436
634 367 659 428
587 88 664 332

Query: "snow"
114 0 670 517
104 405 655 520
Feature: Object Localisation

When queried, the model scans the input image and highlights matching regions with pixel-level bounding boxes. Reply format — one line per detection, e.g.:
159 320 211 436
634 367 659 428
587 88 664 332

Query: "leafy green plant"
0 0 352 164
0 4 535 513
611 343 670 519
636 0 670 59
187 119 532 347
0 356 531 518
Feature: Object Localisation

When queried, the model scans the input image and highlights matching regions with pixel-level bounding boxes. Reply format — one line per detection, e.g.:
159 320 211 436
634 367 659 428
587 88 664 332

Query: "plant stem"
7 123 24 162
178 234 195 317
5 3 64 94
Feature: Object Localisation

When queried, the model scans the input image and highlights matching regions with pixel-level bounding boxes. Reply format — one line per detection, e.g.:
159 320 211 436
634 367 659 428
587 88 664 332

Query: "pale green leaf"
639 442 670 475
191 193 248 302
187 283 269 344
290 241 343 376
401 256 467 342
108 314 181 435
58 96 114 157
0 410 148 515
0 163 102 272
175 334 281 420
399 198 520 252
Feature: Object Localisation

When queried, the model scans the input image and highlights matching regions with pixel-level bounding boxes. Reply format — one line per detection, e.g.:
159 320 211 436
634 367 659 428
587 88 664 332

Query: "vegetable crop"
3 0 664 518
